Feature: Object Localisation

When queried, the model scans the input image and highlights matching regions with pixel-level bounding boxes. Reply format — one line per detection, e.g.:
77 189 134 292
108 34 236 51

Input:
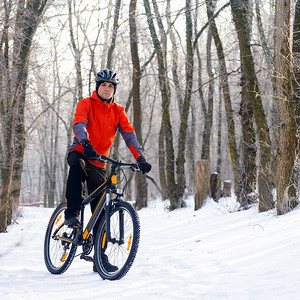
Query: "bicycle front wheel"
44 202 78 274
94 201 140 280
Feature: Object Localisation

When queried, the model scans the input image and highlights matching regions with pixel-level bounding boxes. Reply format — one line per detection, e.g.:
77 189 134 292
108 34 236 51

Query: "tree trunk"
216 77 223 174
274 0 298 214
129 0 148 210
230 0 274 212
175 0 194 208
0 0 49 232
158 124 168 200
100 0 113 70
294 1 300 130
210 173 221 201
201 25 214 161
68 0 83 100
205 0 242 203
187 107 196 194
255 0 278 158
143 0 177 207
107 0 121 69
223 181 232 197
237 0 257 205
195 160 211 210
167 0 183 114
292 0 300 204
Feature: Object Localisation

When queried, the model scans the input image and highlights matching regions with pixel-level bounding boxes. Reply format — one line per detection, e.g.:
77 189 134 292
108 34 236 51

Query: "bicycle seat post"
80 203 85 230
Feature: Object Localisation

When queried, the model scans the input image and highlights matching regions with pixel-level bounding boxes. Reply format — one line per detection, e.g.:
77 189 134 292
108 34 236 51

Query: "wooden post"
210 173 221 201
223 180 232 197
195 160 211 210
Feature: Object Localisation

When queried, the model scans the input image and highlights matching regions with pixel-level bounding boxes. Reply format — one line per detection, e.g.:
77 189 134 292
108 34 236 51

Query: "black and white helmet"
95 69 119 95
96 69 119 85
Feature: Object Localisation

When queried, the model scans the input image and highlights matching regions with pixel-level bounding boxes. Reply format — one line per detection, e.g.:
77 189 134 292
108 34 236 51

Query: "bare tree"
274 0 298 214
292 0 300 202
129 0 148 209
166 0 183 114
107 0 121 69
230 0 274 211
11 0 298 216
204 0 242 204
143 0 177 207
100 0 113 70
68 0 84 101
233 0 257 205
174 0 194 207
295 0 300 133
0 0 49 232
201 20 214 161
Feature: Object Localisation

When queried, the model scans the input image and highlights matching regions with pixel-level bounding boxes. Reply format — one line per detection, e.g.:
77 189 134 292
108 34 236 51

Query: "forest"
0 0 299 233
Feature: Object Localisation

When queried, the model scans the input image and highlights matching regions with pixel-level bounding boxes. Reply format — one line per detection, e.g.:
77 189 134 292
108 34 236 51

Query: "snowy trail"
0 198 300 299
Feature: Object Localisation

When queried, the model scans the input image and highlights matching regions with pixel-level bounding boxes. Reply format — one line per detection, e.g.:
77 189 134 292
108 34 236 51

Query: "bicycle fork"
105 193 125 246
105 192 111 241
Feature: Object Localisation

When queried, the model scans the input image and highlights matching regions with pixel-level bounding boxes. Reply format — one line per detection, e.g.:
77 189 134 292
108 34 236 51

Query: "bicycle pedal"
80 255 93 262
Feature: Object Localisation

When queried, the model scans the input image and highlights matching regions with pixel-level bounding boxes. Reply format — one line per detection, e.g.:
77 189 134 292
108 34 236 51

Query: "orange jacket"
69 91 143 167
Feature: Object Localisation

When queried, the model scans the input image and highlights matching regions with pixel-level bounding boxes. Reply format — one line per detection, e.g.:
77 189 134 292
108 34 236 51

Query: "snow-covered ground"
0 197 300 300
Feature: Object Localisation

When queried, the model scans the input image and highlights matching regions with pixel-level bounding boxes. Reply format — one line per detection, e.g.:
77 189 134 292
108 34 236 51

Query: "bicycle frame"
81 166 119 242
82 187 107 240
44 154 141 280
55 156 136 249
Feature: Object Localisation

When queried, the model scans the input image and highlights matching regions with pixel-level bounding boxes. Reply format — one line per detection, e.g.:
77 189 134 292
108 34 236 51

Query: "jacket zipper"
100 104 106 147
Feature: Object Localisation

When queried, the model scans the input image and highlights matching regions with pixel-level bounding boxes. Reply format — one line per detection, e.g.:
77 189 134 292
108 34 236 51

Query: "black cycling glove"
81 139 97 159
137 156 152 174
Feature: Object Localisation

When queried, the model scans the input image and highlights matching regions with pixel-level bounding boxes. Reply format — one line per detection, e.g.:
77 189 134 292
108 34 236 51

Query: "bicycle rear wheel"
44 202 78 274
94 201 140 280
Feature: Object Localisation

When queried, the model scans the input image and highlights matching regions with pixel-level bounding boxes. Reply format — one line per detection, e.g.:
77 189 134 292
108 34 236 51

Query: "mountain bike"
44 155 141 280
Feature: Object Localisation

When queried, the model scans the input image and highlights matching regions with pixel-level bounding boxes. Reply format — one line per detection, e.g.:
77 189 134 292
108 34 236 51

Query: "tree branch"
193 1 230 51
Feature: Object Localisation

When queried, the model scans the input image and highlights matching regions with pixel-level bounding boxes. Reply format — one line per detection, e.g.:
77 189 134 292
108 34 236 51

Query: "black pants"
65 151 106 234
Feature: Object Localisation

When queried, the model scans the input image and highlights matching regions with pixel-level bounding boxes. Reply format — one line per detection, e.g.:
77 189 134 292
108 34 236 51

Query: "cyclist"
64 69 151 271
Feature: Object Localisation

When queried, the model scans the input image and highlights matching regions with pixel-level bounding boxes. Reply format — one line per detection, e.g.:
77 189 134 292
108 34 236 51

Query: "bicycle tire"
94 201 140 280
44 202 78 274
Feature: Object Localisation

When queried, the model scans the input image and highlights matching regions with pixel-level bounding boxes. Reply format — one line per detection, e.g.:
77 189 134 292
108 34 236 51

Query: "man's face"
97 82 115 100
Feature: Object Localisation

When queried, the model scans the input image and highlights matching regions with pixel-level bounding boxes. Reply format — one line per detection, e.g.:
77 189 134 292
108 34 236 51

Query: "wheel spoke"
44 202 77 274
94 202 140 280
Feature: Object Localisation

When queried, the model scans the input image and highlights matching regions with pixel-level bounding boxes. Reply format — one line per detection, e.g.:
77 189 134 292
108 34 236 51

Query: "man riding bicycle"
64 69 151 271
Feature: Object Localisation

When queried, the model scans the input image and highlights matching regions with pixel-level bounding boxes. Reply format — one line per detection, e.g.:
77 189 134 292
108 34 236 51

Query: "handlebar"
96 154 140 172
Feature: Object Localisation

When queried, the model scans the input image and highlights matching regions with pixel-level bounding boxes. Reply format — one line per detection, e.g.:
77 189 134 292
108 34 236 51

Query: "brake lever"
131 164 141 172
97 155 107 164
